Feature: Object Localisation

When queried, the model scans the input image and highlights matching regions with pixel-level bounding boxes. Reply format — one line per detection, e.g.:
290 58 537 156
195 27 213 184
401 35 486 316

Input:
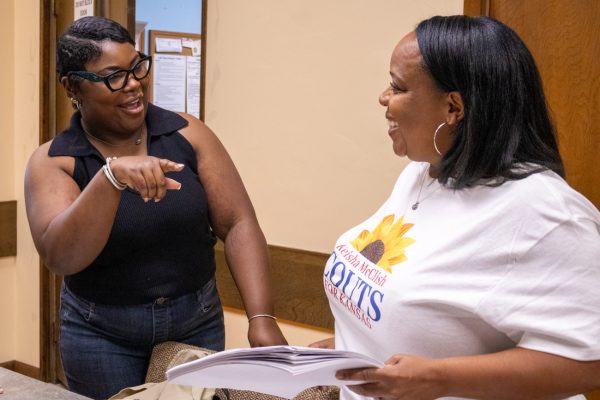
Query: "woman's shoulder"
145 103 189 133
30 139 64 163
142 102 209 138
174 112 223 153
27 140 75 180
502 169 600 223
29 140 53 162
145 105 212 153
176 111 209 133
174 110 211 129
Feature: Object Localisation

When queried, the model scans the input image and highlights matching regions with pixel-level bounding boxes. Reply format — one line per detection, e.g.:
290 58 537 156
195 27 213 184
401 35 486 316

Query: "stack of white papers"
167 345 383 399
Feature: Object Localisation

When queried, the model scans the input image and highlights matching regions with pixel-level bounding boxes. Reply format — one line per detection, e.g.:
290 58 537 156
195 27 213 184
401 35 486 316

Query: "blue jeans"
59 278 225 400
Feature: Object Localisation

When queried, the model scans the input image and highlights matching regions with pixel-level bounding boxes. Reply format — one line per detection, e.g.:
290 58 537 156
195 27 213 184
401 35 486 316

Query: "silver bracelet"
103 157 127 191
248 314 277 322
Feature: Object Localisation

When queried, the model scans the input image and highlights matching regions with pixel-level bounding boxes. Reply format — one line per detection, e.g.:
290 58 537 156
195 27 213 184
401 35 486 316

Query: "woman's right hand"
109 156 184 202
308 337 335 349
25 148 186 275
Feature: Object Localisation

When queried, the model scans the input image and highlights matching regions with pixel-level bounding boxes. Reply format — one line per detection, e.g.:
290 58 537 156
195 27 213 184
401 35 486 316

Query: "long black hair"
56 16 135 84
415 15 564 189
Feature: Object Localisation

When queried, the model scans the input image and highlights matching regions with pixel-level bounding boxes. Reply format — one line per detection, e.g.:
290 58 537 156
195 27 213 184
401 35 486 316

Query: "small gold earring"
70 97 80 109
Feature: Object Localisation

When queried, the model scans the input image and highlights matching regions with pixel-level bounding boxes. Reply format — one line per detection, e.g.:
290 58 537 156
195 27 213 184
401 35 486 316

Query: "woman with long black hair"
313 15 600 399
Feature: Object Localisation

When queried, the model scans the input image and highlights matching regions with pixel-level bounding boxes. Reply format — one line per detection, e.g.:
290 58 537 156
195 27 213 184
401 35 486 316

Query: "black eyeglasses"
67 54 152 92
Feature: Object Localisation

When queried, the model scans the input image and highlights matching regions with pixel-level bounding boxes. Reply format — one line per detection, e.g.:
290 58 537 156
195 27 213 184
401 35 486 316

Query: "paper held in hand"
167 345 383 399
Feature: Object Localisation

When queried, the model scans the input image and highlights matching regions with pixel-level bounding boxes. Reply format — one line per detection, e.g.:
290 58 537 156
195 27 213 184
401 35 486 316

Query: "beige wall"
204 0 463 254
0 0 17 364
0 0 15 202
0 0 40 366
14 0 41 367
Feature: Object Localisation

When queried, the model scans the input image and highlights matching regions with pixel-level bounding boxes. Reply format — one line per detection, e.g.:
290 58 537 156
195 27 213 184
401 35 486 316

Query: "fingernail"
176 183 182 190
177 163 185 168
154 198 161 203
143 197 149 203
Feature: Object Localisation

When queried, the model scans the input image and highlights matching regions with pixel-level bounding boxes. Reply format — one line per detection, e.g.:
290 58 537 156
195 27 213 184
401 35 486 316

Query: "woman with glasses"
24 16 287 399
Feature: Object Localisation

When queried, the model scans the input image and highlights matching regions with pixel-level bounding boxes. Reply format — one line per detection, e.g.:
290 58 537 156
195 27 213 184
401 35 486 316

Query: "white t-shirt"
324 162 600 400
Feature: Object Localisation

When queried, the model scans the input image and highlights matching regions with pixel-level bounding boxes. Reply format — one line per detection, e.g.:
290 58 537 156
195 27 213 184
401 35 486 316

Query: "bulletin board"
148 30 205 120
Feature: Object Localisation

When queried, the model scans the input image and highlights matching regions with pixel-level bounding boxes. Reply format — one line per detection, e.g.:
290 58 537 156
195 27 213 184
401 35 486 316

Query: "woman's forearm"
341 347 600 399
436 347 600 399
223 218 275 317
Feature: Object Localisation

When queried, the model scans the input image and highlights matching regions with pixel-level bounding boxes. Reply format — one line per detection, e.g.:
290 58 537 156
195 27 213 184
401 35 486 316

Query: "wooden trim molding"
39 0 55 384
0 360 40 380
215 242 334 330
0 201 17 257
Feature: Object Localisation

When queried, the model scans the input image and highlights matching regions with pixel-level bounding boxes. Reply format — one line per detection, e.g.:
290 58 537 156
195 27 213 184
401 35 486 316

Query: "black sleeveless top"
48 103 217 305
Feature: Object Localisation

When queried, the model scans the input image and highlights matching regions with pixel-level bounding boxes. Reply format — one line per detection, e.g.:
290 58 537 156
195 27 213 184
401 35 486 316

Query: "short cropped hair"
57 16 135 83
415 15 564 189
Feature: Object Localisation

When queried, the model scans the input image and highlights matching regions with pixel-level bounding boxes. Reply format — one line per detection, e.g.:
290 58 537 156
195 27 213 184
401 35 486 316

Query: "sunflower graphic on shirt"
350 214 415 272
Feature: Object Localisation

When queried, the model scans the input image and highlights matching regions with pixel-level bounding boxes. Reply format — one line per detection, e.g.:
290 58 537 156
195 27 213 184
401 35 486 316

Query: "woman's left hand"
247 317 288 347
337 354 444 400
338 348 600 399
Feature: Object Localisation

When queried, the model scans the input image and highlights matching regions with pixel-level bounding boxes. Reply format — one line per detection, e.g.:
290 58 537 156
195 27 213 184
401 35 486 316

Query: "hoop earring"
70 97 80 110
433 122 446 156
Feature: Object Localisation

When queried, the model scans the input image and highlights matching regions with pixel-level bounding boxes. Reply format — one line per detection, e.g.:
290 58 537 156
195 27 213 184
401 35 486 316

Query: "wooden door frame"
38 0 136 382
464 0 490 16
39 0 58 383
